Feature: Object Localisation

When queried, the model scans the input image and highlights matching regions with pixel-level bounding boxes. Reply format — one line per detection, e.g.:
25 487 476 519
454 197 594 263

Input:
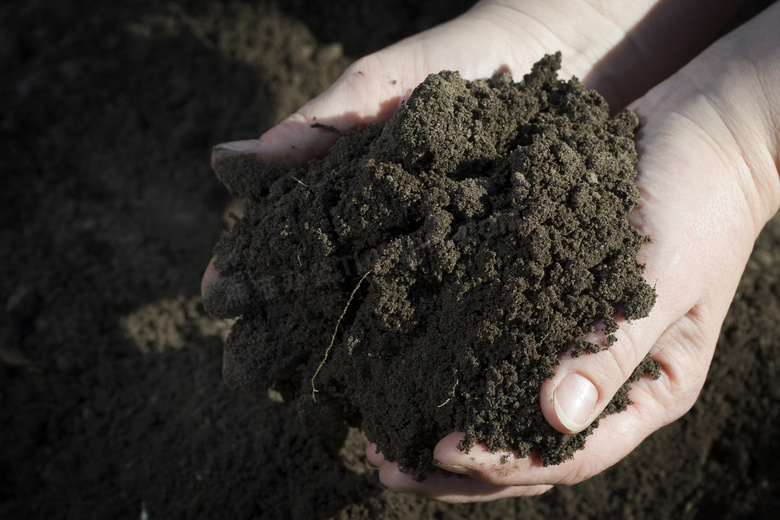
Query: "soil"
1 0 779 519
207 54 658 477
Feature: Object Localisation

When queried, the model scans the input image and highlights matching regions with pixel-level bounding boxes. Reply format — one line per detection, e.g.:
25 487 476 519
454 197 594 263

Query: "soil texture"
2 1 780 519
208 54 657 476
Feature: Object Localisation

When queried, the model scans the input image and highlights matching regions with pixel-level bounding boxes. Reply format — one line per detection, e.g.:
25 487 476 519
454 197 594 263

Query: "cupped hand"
200 0 779 503
369 2 780 502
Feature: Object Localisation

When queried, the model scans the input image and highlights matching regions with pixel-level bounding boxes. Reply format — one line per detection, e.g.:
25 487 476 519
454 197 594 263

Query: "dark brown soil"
2 0 779 519
207 54 658 476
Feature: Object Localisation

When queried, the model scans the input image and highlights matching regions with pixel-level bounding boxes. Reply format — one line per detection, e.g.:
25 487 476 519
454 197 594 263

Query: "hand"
204 0 713 364
367 2 780 502
201 0 778 503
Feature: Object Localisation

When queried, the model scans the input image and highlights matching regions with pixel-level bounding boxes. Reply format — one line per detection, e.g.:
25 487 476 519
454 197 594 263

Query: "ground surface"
1 1 779 519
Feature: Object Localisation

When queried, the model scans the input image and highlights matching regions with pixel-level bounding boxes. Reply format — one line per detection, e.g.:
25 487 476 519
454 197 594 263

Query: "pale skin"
203 0 780 503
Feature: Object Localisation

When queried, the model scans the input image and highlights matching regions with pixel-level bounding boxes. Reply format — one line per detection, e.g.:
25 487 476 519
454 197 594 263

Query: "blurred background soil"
1 0 779 518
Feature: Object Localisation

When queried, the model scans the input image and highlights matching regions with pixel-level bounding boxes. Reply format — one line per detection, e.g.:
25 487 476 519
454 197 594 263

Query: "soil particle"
208 53 657 476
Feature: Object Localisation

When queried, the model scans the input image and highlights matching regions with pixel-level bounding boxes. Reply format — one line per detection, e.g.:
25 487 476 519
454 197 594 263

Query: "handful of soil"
206 53 657 478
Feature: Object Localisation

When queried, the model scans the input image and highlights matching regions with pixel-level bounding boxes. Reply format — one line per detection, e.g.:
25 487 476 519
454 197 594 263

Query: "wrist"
694 2 780 228
633 2 780 237
733 3 780 221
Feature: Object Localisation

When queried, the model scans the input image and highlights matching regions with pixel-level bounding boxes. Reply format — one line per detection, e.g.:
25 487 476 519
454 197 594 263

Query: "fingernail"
213 140 260 153
554 372 599 432
432 459 471 475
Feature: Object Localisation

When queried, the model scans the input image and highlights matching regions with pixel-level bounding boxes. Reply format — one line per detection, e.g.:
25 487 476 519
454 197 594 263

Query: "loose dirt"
207 54 658 476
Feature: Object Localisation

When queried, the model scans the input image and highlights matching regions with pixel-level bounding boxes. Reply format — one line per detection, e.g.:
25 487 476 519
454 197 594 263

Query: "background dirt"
1 0 778 518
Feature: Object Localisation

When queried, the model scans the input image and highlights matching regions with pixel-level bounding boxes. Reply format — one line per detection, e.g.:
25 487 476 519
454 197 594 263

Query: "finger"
376 459 552 502
209 10 528 169
537 223 696 435
201 256 258 319
211 99 396 170
201 256 219 301
209 6 553 169
211 52 410 170
537 111 723 434
432 302 719 489
366 441 551 501
383 466 553 503
365 443 386 469
539 313 666 434
432 372 670 487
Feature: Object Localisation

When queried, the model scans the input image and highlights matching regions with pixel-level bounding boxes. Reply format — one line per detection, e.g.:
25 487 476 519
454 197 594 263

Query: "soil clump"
208 53 657 476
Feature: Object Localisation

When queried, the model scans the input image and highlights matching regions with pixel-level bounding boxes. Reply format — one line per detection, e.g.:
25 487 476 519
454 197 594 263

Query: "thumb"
537 216 694 434
538 318 661 434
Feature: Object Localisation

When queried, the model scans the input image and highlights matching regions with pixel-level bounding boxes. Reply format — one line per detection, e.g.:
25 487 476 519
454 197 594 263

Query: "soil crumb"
208 53 657 477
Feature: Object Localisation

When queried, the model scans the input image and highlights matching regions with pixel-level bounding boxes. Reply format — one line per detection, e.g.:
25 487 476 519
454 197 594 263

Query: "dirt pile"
206 53 656 476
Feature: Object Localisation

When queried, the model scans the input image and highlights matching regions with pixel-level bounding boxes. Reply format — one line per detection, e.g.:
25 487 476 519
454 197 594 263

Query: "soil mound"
207 53 656 476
